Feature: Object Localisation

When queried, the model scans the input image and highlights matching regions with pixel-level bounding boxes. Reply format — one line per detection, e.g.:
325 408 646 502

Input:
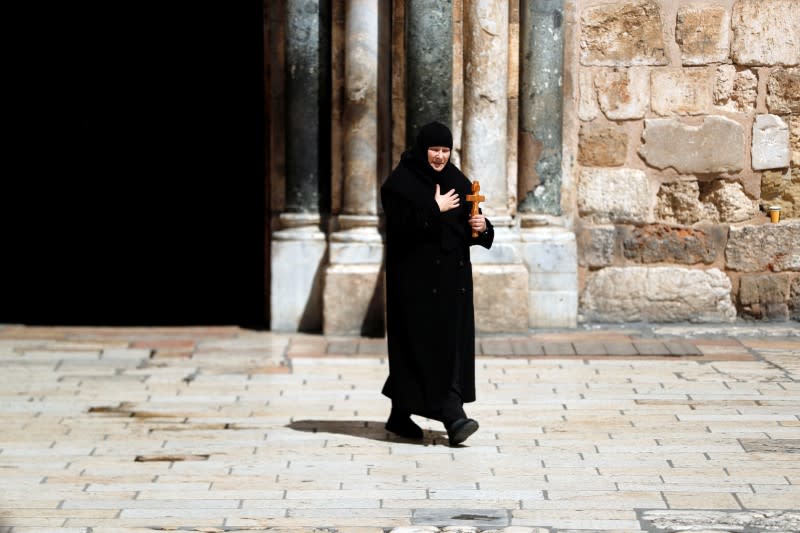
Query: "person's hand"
435 184 460 212
469 214 487 234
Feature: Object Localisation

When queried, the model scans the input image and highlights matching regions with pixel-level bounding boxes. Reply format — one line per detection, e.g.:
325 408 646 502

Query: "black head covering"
406 121 454 181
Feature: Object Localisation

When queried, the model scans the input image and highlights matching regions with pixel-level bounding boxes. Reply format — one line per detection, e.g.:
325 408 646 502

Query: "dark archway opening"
3 1 268 328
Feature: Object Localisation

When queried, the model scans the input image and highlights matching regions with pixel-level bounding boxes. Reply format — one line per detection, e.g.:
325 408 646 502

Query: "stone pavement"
1 322 799 533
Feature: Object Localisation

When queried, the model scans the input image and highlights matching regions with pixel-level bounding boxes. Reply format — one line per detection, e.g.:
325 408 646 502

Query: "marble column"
324 0 384 336
461 0 528 333
404 0 452 148
271 0 331 332
518 0 576 328
462 0 509 219
518 0 564 215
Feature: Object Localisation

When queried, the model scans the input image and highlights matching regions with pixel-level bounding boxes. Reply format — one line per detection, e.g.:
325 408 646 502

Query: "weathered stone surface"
580 267 736 322
473 264 529 333
621 224 720 265
726 222 800 272
656 180 705 226
518 0 565 216
642 509 800 533
767 67 800 114
761 168 800 218
405 0 453 147
640 116 745 174
580 0 667 66
578 168 654 224
731 0 800 66
323 264 384 336
578 69 600 121
343 0 379 216
739 274 791 304
791 277 800 320
462 0 509 217
651 68 713 116
714 65 758 113
578 225 616 268
521 228 578 328
791 115 800 166
752 114 790 171
271 216 327 332
577 123 627 167
595 67 649 120
701 180 759 223
675 4 731 65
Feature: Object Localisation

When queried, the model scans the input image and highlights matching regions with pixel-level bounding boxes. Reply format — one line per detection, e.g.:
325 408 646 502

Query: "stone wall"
573 0 800 322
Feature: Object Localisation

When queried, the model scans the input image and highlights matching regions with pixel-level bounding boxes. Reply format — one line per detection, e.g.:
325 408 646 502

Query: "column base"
323 264 384 336
521 227 578 329
270 216 327 332
473 264 530 333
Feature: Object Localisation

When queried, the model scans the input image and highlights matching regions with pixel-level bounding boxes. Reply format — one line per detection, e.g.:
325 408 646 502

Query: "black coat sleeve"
381 183 441 240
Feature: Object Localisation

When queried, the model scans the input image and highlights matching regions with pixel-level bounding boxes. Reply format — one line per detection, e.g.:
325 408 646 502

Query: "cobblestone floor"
0 323 799 533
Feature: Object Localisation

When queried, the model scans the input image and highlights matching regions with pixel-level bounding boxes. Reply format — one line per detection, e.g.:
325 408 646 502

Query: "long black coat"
380 152 494 416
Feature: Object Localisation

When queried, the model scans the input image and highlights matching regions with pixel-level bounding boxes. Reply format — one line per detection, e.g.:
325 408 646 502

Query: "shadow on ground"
287 419 448 446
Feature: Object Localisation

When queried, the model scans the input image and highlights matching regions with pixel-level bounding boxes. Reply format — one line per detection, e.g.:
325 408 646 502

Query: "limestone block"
329 227 384 264
473 264 529 333
655 180 706 226
739 274 791 304
621 224 721 265
726 222 800 272
639 116 745 174
731 0 800 66
520 227 578 274
651 68 713 116
752 114 790 171
578 69 600 121
761 168 800 219
578 123 627 167
578 168 654 224
270 232 327 332
520 228 578 329
470 225 523 265
766 68 800 114
580 0 668 66
714 65 758 113
595 67 649 120
740 274 792 320
790 277 800 320
791 115 800 166
580 267 737 322
578 225 617 268
701 180 759 223
529 290 578 328
323 264 384 336
675 4 731 65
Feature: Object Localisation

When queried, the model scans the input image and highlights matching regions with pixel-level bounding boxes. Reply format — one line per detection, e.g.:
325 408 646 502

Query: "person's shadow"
287 419 448 446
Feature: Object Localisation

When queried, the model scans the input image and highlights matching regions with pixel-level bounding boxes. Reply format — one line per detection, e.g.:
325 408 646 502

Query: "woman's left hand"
469 214 487 234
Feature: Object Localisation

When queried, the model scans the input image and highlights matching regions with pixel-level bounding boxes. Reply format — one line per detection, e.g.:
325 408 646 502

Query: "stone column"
519 0 564 215
461 0 528 333
404 0 453 148
323 0 384 336
462 0 509 219
518 0 576 328
270 0 331 332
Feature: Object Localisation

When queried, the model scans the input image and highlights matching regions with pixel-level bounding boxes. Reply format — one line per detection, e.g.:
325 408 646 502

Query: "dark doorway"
3 1 268 327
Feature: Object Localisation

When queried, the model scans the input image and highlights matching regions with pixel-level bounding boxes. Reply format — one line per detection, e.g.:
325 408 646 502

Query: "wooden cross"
466 181 485 238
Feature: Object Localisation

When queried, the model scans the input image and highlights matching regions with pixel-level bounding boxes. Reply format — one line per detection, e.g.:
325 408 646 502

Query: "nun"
380 121 494 446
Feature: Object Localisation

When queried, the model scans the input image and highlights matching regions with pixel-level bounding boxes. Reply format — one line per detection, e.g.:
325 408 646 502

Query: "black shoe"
446 418 479 446
385 413 423 439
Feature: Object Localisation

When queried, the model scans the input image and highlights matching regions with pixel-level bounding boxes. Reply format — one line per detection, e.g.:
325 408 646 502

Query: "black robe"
380 150 494 418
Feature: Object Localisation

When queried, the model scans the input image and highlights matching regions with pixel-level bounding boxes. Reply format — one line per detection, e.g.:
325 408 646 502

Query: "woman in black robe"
380 121 494 446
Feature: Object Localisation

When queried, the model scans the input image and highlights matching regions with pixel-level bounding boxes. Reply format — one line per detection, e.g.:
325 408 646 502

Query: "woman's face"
427 146 451 172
